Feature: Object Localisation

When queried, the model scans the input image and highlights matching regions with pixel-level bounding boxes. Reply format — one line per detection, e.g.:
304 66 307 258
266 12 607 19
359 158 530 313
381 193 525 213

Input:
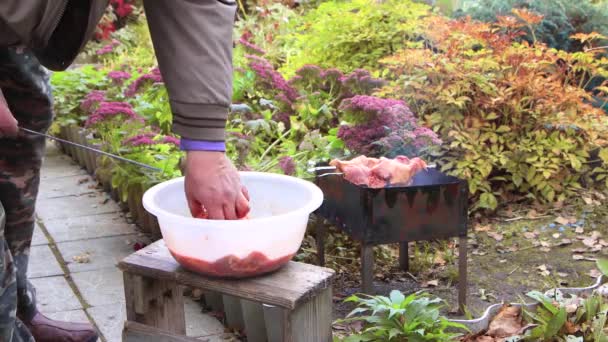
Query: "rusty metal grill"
312 164 469 311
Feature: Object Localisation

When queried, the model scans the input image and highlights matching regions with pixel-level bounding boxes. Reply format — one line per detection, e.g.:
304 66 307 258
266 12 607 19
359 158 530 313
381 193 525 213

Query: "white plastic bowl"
142 172 324 278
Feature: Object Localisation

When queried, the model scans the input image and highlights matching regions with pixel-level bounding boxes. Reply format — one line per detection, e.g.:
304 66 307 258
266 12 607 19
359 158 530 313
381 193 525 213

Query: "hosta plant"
334 290 467 341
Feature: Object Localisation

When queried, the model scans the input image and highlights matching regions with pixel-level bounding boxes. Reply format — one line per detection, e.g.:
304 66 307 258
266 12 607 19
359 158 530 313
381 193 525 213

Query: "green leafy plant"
279 0 432 77
334 290 467 341
456 0 608 53
378 14 608 211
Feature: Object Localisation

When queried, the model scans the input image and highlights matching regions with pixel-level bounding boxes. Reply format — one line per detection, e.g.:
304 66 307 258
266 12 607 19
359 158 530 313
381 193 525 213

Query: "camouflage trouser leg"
0 47 54 342
0 202 33 342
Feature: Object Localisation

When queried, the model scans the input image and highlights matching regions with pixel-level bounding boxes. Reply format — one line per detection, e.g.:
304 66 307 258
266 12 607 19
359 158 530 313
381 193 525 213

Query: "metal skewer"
20 127 162 172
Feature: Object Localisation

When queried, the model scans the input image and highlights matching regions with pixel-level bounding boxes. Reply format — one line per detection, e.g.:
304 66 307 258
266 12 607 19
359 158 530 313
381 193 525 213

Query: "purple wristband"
180 138 226 152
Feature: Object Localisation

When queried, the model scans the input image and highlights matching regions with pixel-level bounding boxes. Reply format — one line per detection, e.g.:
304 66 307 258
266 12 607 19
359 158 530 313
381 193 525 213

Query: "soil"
320 200 608 322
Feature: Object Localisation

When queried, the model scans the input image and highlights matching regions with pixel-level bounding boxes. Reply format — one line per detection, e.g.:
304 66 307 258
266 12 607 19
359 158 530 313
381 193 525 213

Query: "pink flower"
85 101 143 127
108 71 131 85
247 55 298 102
162 136 180 146
238 36 266 55
124 68 163 97
278 156 296 175
123 133 180 147
80 90 106 112
96 39 121 55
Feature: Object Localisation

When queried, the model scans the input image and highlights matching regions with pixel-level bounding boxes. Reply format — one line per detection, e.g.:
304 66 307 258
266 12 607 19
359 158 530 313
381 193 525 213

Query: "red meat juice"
176 209 294 277
169 249 295 278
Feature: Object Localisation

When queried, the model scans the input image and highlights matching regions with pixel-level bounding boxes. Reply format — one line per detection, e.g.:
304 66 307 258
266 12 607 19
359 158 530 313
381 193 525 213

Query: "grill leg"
315 216 326 266
361 244 374 294
458 236 468 315
399 241 409 271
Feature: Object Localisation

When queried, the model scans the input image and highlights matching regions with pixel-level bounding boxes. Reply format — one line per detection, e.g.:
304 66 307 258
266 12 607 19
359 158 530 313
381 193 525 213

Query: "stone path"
31 142 236 342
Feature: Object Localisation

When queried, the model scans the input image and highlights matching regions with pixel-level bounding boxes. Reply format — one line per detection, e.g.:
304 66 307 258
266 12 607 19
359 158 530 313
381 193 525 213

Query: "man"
0 1 249 341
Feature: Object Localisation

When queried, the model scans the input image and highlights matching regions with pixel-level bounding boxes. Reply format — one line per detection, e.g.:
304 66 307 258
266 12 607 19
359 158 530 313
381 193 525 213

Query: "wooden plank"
241 299 268 342
399 241 409 271
290 286 333 342
123 273 186 334
361 244 374 294
123 321 200 342
263 305 287 342
458 236 467 314
222 295 245 331
118 240 335 310
202 291 224 313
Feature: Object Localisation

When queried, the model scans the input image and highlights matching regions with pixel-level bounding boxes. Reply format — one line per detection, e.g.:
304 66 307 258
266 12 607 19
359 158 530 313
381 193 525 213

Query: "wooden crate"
118 240 335 342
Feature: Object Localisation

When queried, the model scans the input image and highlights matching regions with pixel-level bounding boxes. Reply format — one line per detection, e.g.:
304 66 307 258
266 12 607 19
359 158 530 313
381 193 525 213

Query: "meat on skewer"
330 155 427 188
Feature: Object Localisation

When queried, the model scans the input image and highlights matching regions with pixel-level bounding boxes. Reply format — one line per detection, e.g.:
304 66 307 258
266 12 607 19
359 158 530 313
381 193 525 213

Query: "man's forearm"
142 0 236 142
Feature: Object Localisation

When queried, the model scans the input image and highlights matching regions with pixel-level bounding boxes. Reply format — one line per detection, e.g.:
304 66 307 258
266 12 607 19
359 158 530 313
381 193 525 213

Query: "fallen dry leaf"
527 210 539 219
558 239 572 246
475 224 492 232
486 305 523 338
573 254 585 260
590 231 602 240
600 239 608 247
487 232 504 242
588 269 601 278
557 272 568 277
422 279 439 288
540 241 551 247
434 253 446 266
537 264 550 276
72 252 91 264
575 227 585 234
583 237 598 248
555 216 570 225
552 233 560 239
523 232 537 239
583 197 594 205
540 247 551 252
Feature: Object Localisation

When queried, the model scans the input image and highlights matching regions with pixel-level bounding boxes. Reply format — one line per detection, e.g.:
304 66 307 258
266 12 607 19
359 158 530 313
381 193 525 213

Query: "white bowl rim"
142 171 324 227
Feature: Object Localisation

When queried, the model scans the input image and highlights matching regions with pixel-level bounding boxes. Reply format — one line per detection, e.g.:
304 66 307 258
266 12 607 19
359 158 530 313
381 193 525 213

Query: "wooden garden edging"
54 123 162 238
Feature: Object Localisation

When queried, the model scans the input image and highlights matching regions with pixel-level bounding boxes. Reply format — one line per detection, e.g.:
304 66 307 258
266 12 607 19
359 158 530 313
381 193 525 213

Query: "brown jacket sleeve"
142 0 237 142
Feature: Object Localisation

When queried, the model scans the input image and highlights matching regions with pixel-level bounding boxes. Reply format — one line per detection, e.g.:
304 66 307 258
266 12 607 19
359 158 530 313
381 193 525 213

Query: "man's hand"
184 151 250 220
0 90 18 137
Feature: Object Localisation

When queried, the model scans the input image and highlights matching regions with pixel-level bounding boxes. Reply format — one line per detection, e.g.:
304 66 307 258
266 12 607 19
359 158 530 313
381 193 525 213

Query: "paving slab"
43 212 137 243
46 309 91 324
27 245 63 279
44 141 63 157
31 222 48 246
36 193 121 221
40 155 87 180
185 298 225 338
38 174 100 199
72 268 124 307
87 303 125 342
57 235 138 273
30 276 82 313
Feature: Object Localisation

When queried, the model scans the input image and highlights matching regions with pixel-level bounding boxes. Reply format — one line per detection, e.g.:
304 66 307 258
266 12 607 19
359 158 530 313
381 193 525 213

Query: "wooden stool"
118 240 335 342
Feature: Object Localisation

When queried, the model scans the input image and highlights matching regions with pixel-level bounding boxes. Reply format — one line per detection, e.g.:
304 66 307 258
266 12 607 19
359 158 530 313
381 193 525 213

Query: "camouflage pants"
0 48 54 342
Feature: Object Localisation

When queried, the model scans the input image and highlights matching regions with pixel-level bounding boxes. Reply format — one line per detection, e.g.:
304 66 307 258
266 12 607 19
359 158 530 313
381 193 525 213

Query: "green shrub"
456 0 608 53
334 290 467 341
278 0 432 77
378 14 608 211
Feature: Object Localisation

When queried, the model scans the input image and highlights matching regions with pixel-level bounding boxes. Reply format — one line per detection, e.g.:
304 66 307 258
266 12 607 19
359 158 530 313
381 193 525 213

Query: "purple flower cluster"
247 55 298 103
85 101 144 127
337 95 441 156
340 69 385 96
108 71 131 85
80 90 106 112
123 133 180 147
124 68 163 97
278 156 296 176
96 39 121 55
238 36 266 55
